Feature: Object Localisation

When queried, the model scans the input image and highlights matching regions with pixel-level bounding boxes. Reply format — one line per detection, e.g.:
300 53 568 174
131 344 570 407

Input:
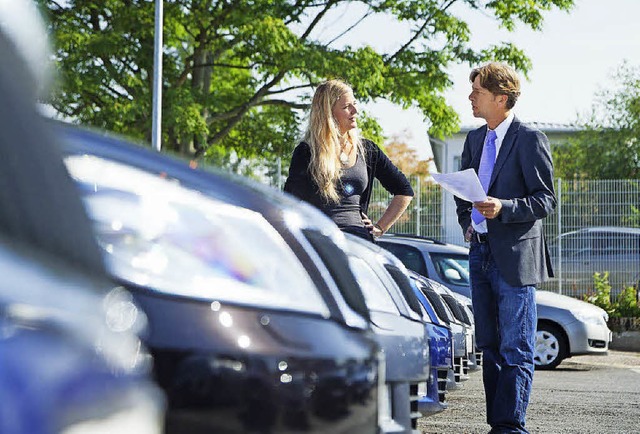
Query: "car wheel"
534 323 567 370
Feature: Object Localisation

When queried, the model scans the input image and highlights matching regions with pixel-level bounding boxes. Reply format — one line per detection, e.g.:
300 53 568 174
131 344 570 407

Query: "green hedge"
583 272 640 320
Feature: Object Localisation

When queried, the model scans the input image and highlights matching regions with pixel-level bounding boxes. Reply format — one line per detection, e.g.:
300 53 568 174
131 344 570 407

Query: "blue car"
0 240 165 434
407 271 452 416
56 121 381 433
411 276 469 388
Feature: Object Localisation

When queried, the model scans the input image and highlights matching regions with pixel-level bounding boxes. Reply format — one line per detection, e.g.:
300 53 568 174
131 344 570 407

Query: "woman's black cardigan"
283 139 414 214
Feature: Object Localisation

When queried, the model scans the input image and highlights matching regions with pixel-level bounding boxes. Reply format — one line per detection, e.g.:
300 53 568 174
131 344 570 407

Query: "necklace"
339 151 349 164
339 142 352 165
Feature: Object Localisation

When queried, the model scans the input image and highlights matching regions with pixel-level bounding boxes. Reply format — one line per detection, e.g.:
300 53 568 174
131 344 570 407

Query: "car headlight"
65 155 329 317
572 309 608 327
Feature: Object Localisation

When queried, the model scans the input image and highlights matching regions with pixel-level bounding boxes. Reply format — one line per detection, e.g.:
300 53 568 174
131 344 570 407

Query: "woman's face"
332 91 358 134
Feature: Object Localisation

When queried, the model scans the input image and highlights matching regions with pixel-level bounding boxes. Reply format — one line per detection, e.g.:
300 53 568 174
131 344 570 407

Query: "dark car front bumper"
133 288 379 434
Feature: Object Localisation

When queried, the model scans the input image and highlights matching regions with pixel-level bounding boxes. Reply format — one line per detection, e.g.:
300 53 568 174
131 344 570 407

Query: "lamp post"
151 0 163 151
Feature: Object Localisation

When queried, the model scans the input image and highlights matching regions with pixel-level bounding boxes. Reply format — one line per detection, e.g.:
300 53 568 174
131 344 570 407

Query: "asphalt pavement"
419 350 640 434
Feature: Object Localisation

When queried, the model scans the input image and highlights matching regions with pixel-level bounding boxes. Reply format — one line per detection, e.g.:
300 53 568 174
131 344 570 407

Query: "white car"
535 290 612 369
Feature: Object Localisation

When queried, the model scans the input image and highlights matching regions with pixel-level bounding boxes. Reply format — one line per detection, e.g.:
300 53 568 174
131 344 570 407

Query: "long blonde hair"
304 79 363 203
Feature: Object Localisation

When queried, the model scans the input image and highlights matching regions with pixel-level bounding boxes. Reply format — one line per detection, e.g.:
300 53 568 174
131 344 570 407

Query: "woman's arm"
284 142 313 200
365 194 413 238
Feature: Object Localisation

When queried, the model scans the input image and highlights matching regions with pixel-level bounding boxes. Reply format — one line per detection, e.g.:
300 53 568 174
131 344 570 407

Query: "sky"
354 0 640 155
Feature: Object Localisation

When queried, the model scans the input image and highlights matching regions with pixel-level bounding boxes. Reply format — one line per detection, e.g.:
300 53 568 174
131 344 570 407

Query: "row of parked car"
50 119 493 433
37 118 611 433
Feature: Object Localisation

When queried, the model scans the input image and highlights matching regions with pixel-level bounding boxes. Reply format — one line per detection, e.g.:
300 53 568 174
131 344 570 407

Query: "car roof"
560 226 640 236
379 234 470 255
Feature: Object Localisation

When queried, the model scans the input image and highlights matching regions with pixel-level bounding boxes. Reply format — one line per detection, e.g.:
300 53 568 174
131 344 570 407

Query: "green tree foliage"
553 62 640 179
39 0 574 168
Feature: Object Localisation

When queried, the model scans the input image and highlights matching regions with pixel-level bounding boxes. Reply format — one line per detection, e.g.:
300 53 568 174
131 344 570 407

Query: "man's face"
469 76 501 120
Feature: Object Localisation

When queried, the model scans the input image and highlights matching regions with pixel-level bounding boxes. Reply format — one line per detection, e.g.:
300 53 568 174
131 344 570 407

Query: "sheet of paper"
432 169 487 203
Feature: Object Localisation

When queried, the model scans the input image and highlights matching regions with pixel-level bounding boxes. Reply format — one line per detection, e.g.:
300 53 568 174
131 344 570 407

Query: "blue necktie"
471 129 497 225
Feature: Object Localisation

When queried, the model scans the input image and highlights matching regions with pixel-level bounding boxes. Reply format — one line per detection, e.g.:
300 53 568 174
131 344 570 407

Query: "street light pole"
151 0 163 151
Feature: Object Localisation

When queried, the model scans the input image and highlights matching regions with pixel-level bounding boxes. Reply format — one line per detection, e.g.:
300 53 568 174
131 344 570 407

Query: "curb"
610 330 640 352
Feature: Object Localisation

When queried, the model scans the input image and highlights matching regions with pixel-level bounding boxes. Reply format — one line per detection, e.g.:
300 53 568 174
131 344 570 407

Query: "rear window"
379 242 429 277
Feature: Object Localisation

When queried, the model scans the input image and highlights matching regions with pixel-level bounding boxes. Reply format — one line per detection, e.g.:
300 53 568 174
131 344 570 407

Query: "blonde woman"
284 79 414 241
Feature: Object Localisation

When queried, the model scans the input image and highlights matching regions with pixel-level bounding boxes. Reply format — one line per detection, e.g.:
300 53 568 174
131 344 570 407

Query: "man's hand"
473 196 502 220
464 225 474 243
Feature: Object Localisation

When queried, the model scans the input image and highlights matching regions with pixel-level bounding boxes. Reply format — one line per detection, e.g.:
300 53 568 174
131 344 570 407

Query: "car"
0 240 165 434
0 2 164 432
535 291 612 369
435 289 479 371
409 274 469 387
426 279 476 378
378 234 472 298
406 271 453 415
344 233 430 433
380 234 613 369
548 226 640 295
57 122 381 433
452 292 483 367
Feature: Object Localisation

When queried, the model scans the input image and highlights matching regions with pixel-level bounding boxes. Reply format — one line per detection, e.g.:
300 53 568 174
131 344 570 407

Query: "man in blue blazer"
454 63 556 434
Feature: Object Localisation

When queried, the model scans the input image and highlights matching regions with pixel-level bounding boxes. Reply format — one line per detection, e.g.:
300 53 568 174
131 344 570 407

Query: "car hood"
536 290 605 314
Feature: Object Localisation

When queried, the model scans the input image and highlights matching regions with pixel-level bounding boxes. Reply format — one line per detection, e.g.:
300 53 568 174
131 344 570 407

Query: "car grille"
454 356 469 382
409 382 421 430
589 339 607 348
437 369 448 403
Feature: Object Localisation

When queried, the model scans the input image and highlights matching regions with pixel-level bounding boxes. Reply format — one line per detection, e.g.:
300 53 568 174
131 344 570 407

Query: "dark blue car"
55 121 380 433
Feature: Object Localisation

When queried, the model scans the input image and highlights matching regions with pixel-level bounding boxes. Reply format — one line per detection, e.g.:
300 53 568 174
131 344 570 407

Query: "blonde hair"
470 62 521 109
304 79 363 203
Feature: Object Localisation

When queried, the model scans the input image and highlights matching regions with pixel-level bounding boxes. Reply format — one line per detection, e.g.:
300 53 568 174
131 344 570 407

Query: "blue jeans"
469 241 536 434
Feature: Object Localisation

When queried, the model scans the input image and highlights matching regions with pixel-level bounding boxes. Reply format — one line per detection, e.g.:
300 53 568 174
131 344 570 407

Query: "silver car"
344 234 430 434
548 226 640 296
536 290 612 369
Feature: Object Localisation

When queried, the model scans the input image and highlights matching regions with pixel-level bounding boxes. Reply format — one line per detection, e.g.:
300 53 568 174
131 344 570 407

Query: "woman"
284 79 414 241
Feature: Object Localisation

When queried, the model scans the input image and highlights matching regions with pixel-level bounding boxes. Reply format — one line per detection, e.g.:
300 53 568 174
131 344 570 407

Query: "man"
454 62 556 434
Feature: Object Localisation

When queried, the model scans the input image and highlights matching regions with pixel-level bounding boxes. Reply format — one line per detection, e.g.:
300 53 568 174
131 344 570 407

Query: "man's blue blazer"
454 117 557 287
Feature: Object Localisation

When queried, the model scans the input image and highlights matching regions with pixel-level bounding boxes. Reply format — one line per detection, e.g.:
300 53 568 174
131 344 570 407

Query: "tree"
553 62 640 179
39 0 575 171
384 131 432 176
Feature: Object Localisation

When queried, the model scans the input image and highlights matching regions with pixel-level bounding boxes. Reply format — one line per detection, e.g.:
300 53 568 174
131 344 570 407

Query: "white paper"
432 169 487 203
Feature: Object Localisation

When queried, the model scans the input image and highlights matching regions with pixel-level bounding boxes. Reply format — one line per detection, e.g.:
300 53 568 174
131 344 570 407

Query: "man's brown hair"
470 62 521 109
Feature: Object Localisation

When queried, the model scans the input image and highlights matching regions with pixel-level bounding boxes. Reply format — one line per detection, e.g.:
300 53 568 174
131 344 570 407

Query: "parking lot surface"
420 350 640 434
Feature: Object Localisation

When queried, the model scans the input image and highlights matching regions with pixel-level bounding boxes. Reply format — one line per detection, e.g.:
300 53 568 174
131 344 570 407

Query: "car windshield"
429 253 470 286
